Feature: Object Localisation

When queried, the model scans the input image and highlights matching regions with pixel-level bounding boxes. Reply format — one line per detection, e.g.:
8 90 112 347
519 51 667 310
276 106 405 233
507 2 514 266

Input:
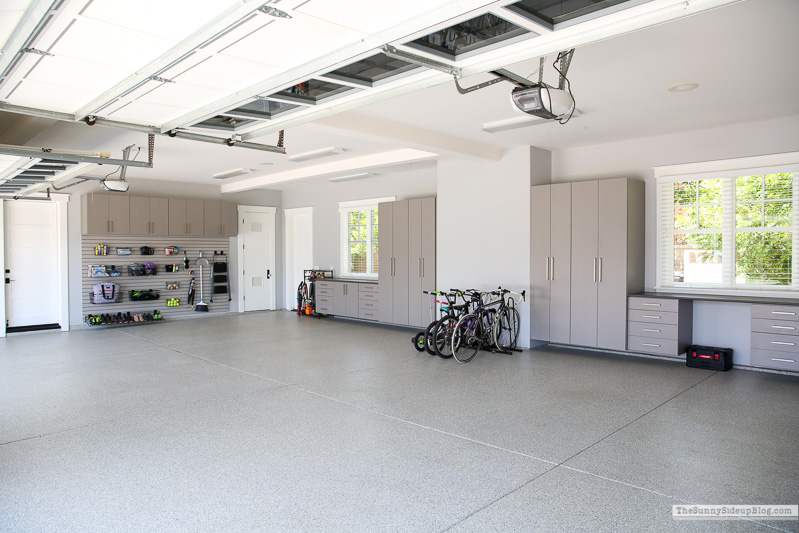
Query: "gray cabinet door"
129 196 150 234
570 180 599 347
220 202 238 236
550 183 572 344
204 200 221 236
596 178 628 350
530 185 551 341
107 195 130 234
150 197 169 235
344 283 359 317
186 200 205 236
407 199 423 327
169 199 187 236
82 194 109 234
392 200 410 325
378 202 394 323
420 197 436 326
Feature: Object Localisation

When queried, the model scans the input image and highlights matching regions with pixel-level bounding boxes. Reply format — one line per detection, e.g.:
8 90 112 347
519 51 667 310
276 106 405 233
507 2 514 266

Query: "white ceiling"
1 0 797 194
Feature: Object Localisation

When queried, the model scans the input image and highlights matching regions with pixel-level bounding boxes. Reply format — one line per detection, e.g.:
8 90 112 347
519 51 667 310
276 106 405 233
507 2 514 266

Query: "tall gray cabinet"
379 197 436 327
530 183 572 343
569 178 644 350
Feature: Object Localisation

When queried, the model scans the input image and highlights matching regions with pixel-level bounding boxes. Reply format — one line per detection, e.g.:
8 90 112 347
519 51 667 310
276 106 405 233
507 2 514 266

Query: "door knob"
267 269 271 279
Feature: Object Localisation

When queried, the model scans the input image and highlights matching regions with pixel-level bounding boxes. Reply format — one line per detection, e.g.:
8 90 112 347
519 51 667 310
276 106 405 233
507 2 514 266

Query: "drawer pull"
771 311 796 315
771 325 796 330
771 341 795 346
642 303 661 307
643 343 661 347
642 328 661 333
642 315 661 319
772 357 796 363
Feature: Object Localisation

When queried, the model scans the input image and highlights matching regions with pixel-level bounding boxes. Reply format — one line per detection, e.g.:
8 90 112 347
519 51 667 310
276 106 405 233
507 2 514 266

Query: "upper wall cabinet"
129 196 168 235
169 199 205 236
205 200 238 237
81 194 130 235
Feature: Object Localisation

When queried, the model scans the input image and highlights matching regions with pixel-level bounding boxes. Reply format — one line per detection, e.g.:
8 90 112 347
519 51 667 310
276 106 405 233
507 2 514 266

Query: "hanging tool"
194 251 209 312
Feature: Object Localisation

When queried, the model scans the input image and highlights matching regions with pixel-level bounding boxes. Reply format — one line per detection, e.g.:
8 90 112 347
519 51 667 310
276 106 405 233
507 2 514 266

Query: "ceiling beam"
310 114 502 162
221 148 438 192
0 0 60 84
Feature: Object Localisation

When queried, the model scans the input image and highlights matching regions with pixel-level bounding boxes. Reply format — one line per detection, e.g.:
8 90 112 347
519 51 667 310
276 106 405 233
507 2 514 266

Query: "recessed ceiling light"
667 83 699 93
212 168 253 179
329 172 376 183
288 146 345 162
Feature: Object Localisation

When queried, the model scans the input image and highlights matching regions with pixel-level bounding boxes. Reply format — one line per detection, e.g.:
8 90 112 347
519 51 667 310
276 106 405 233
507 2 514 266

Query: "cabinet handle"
185 223 188 234
772 357 796 363
642 328 661 332
593 258 597 282
551 257 555 281
772 311 796 315
418 258 422 278
421 258 424 278
545 257 550 281
642 315 661 319
111 220 114 233
599 257 603 282
642 303 661 307
771 341 795 346
771 325 796 330
643 343 660 347
107 220 110 232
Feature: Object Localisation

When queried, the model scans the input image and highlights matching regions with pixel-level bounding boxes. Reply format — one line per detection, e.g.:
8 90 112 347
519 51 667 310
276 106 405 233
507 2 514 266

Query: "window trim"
338 196 395 279
655 152 799 297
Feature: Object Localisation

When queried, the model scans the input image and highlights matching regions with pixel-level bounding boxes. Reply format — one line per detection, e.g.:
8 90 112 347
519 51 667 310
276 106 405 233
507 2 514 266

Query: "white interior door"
284 207 313 310
240 208 276 311
4 201 60 327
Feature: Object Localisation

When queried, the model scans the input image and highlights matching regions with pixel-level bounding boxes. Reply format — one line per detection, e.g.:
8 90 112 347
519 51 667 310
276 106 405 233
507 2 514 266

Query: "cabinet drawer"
627 321 678 340
627 335 680 356
316 281 334 290
359 283 379 294
358 309 378 320
751 332 799 354
628 297 679 313
751 304 799 320
316 287 334 297
750 349 799 372
751 317 799 335
359 291 379 300
359 300 379 311
627 309 678 325
316 305 332 314
316 297 333 307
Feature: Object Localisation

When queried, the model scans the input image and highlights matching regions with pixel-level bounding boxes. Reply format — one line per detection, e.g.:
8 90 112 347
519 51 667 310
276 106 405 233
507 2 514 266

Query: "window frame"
338 197 394 279
655 152 799 297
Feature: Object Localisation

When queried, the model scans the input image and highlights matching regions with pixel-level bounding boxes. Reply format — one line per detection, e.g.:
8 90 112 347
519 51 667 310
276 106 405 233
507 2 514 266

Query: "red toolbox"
686 345 733 371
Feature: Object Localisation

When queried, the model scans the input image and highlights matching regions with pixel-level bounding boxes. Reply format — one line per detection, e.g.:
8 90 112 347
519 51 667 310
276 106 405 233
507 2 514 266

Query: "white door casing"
284 207 313 310
2 195 70 335
237 205 276 312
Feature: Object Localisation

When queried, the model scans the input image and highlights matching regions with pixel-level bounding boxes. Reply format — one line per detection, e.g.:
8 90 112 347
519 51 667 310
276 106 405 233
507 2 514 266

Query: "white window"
655 153 799 294
338 197 394 278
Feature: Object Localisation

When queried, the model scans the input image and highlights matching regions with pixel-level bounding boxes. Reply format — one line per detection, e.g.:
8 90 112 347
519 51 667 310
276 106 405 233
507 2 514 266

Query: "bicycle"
451 290 501 363
429 290 471 359
492 288 526 352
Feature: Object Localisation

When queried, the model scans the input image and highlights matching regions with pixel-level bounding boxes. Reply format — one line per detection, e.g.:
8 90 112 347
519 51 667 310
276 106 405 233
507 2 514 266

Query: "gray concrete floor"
1 311 797 532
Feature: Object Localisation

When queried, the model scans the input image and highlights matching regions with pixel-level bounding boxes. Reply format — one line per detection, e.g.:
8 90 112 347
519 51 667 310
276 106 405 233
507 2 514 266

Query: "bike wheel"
493 307 521 351
433 316 456 359
452 314 480 363
423 320 439 355
412 332 426 352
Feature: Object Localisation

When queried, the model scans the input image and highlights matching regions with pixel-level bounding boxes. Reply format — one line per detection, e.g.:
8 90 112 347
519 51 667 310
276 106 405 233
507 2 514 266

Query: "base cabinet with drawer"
750 304 799 372
315 280 379 320
627 296 693 357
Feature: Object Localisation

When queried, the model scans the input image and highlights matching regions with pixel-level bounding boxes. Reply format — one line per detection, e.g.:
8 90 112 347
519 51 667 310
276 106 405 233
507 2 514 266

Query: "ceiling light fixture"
482 109 582 133
329 172 376 183
288 146 345 162
212 168 254 179
667 82 699 93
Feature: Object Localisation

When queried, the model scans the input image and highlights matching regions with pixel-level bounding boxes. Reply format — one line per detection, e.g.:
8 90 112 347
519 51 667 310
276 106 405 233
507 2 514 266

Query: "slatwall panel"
82 235 231 323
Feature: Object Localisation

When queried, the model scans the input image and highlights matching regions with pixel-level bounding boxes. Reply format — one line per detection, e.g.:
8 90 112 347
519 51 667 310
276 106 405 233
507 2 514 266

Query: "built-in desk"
629 292 799 372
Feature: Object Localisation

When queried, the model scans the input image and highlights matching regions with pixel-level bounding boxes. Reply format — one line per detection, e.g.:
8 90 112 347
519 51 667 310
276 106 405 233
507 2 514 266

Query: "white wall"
437 147 533 347
65 178 282 326
281 165 436 279
551 115 799 364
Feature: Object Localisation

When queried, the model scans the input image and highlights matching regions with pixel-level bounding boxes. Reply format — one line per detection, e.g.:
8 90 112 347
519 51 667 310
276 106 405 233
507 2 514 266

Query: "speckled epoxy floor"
1 311 797 532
